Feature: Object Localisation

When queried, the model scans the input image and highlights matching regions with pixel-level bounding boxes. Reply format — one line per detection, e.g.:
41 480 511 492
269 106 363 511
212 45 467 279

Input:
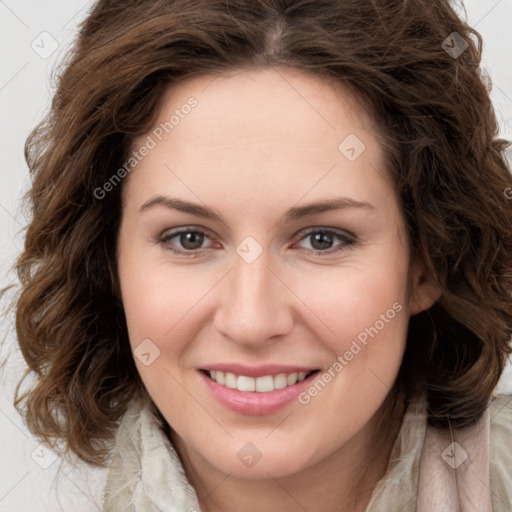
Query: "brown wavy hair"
12 0 512 466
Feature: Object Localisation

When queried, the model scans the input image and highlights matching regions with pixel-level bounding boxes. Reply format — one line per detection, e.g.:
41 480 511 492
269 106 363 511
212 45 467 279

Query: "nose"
213 251 294 348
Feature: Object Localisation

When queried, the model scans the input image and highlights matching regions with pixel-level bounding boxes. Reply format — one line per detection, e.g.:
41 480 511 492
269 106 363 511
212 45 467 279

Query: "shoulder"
489 394 512 512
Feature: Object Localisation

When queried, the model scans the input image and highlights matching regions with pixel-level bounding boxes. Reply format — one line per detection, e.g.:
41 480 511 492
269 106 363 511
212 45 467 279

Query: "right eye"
159 227 219 257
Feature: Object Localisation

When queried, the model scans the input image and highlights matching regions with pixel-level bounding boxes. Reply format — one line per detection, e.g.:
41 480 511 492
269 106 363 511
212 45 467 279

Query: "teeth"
287 373 298 385
207 370 314 392
256 375 274 392
225 372 237 389
274 373 288 389
237 375 256 392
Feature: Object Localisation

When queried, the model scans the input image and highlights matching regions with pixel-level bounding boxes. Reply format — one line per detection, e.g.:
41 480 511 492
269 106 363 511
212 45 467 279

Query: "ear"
409 258 441 316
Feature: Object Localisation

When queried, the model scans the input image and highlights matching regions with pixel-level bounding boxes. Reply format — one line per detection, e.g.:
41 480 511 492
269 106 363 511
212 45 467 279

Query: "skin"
117 66 440 512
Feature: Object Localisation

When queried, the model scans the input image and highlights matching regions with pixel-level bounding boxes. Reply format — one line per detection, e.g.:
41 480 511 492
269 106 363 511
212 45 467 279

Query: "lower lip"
198 370 319 415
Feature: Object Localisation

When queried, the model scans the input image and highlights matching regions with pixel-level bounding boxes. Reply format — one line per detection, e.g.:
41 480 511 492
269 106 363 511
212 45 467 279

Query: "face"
117 66 436 480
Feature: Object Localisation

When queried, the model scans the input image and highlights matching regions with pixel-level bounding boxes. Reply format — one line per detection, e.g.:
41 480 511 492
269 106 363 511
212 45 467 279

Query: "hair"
12 0 512 467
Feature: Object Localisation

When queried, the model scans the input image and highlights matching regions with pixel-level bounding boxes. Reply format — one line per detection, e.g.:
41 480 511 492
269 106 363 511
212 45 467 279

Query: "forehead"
152 66 375 145
123 66 392 211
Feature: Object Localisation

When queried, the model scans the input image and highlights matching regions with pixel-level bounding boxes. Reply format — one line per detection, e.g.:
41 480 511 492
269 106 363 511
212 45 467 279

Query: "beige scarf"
102 395 495 512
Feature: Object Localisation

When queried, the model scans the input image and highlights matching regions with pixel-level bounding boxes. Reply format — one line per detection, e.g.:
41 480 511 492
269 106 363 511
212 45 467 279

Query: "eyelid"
293 226 355 242
159 226 212 243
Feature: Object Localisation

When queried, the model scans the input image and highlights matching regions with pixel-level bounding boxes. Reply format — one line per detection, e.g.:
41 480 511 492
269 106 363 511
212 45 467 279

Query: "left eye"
294 228 355 253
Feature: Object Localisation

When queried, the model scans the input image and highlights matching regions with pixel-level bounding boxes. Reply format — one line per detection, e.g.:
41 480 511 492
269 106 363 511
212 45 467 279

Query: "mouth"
200 369 320 392
197 364 323 415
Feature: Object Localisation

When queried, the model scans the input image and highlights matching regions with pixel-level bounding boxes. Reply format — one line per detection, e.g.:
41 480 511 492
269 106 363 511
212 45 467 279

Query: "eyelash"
159 227 355 258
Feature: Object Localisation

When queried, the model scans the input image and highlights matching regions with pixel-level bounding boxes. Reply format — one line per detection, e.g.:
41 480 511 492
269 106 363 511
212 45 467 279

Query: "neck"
168 390 406 512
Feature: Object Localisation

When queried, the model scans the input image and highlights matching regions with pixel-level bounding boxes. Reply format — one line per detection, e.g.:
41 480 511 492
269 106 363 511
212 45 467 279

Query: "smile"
205 370 316 392
198 366 321 415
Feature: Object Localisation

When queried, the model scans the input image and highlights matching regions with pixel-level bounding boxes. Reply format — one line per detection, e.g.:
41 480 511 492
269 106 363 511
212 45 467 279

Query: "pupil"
311 232 333 250
181 232 204 250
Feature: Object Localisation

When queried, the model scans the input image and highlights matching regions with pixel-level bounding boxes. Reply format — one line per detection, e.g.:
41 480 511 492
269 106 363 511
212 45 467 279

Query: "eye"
159 227 217 256
159 226 355 258
294 228 355 254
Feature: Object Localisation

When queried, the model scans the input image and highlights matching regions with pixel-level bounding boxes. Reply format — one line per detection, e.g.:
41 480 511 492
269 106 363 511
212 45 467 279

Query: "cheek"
119 271 172 344
289 246 411 406
118 255 202 409
118 248 221 400
296 258 409 350
118 242 204 342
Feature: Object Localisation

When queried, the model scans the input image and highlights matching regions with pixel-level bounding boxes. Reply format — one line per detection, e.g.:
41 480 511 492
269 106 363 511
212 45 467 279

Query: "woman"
13 0 512 510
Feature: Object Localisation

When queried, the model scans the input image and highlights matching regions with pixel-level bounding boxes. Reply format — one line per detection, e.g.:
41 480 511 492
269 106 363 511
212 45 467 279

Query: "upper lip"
200 364 319 378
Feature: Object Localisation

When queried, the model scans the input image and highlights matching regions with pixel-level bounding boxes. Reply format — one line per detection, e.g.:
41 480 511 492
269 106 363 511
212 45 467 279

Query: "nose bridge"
233 254 273 308
213 249 292 345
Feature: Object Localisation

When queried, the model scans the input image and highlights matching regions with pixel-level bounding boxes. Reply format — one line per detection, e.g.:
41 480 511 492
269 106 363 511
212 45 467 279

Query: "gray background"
1 1 512 510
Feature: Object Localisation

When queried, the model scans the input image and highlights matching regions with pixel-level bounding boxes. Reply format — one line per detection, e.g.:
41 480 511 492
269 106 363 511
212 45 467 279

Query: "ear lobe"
409 260 442 316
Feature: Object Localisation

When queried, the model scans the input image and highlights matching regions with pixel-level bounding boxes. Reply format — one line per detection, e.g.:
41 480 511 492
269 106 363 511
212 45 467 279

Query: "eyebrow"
138 195 374 223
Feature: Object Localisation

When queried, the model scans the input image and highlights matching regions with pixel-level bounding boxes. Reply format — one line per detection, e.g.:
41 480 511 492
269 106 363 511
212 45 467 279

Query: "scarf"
102 393 509 511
